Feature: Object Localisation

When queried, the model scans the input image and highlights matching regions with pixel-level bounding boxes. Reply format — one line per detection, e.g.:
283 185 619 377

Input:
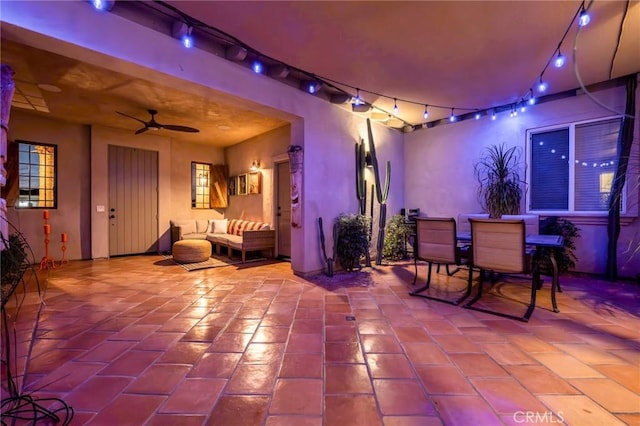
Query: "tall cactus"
366 118 391 265
355 139 367 215
355 138 372 267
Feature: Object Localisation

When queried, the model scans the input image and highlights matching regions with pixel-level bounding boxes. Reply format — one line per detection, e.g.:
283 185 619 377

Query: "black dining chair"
409 217 472 305
463 218 541 322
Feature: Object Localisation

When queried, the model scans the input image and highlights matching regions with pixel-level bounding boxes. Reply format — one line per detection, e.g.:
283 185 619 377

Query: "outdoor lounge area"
2 257 638 425
1 2 639 425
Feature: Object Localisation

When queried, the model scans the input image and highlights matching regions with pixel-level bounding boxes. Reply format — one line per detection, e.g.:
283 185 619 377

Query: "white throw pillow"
211 219 228 234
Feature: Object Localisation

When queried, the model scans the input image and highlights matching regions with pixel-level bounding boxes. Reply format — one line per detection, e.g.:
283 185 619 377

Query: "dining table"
456 232 564 313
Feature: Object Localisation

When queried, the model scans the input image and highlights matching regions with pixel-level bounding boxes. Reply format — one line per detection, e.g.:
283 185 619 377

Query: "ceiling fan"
117 109 200 135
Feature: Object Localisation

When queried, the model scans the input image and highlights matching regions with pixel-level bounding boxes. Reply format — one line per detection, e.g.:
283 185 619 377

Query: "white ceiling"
2 1 638 146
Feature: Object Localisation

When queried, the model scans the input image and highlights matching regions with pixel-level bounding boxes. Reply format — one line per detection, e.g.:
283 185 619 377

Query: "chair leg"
550 253 561 311
411 262 433 294
523 266 539 321
445 265 461 276
413 255 419 285
464 269 485 308
411 262 472 305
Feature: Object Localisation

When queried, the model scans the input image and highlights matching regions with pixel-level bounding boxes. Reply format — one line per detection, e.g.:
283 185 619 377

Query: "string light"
354 88 363 105
182 27 193 48
537 77 548 93
116 0 591 130
252 60 264 74
578 6 591 26
553 51 567 68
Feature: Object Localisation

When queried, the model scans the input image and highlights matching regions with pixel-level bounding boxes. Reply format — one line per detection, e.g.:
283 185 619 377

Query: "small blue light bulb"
252 61 263 74
475 112 481 120
182 34 193 48
579 10 591 27
554 52 566 68
537 79 548 93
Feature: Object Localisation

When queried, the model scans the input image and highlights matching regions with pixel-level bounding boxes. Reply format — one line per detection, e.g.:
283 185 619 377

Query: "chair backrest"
469 218 527 273
415 217 458 264
457 213 490 234
501 214 540 236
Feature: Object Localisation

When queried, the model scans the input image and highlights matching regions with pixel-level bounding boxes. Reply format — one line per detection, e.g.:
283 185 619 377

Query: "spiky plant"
474 143 524 218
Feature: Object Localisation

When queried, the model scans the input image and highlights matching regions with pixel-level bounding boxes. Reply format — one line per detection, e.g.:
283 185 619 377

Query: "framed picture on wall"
248 172 262 194
228 176 237 196
237 173 248 195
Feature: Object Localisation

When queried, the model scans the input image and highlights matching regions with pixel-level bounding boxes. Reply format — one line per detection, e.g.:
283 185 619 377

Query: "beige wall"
6 111 91 262
225 125 291 225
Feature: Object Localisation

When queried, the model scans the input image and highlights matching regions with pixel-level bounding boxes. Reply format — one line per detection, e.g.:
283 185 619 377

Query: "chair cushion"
171 219 196 235
196 219 210 233
228 219 269 236
208 219 229 234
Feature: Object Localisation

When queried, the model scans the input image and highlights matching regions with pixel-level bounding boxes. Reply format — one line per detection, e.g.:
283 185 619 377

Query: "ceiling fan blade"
160 124 200 133
135 126 149 135
116 111 147 125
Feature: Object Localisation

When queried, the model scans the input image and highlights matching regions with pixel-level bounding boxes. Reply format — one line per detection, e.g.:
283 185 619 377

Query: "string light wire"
572 0 635 119
132 1 630 126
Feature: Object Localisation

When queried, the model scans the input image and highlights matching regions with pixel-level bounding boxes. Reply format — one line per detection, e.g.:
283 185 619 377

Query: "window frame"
191 161 211 209
16 140 58 209
525 115 625 216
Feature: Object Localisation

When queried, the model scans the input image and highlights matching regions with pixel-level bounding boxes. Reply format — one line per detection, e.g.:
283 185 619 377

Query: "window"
191 162 211 208
17 141 57 208
527 117 622 214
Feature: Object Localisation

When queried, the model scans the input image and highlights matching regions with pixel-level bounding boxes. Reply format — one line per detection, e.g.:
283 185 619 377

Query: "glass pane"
530 129 569 210
574 118 620 211
17 141 57 209
191 162 211 209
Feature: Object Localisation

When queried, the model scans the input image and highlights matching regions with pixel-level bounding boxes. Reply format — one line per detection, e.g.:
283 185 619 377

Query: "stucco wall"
404 82 640 278
225 125 291 225
6 111 91 262
2 1 405 274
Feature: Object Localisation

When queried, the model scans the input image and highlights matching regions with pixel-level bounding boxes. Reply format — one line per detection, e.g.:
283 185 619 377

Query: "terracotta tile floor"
1 256 639 425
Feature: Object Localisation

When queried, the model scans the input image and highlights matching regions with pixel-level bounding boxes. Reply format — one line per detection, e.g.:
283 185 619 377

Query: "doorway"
108 145 159 256
276 160 291 259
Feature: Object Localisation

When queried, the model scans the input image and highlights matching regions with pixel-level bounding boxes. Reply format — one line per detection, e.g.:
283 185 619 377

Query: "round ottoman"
172 240 211 263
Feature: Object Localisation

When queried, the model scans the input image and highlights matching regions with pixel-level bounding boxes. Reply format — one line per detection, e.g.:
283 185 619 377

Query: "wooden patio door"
276 160 291 258
108 145 159 256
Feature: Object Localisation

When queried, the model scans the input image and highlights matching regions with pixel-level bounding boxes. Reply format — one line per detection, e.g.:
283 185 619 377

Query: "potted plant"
382 214 412 261
335 213 370 272
474 143 525 218
1 232 30 305
538 216 580 274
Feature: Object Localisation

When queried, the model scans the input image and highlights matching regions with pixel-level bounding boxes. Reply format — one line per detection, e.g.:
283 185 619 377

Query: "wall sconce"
250 160 260 171
198 172 209 187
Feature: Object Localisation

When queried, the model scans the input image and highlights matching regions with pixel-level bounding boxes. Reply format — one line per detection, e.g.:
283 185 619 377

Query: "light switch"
96 205 105 213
